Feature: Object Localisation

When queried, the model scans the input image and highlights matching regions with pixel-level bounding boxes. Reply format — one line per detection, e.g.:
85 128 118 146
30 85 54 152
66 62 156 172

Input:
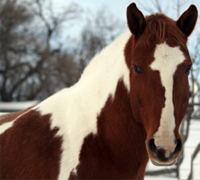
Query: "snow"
145 120 200 180
179 120 200 180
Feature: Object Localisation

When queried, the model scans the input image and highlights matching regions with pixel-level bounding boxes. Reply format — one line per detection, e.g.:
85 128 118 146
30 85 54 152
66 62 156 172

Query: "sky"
53 0 200 16
53 0 200 23
51 0 200 45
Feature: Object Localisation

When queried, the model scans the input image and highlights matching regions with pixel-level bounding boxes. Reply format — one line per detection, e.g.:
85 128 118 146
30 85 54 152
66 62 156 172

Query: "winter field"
145 120 200 180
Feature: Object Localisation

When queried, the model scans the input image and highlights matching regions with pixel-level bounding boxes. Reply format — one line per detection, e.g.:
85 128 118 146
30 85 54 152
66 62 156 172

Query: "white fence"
0 101 38 112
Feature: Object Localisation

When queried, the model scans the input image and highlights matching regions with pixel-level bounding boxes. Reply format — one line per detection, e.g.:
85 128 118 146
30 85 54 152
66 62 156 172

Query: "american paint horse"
0 3 198 180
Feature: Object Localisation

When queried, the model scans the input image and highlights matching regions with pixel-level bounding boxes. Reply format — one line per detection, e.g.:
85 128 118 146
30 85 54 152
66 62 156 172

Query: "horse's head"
125 3 198 166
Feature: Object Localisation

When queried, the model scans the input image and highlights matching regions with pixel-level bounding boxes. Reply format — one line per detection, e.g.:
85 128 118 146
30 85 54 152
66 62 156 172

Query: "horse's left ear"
127 3 146 37
177 5 198 37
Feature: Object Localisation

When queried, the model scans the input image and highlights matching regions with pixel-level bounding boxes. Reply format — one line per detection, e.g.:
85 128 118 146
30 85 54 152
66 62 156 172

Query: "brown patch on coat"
0 110 62 179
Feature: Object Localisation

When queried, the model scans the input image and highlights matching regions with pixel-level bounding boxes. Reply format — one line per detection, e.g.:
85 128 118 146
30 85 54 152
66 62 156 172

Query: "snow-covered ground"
146 120 200 180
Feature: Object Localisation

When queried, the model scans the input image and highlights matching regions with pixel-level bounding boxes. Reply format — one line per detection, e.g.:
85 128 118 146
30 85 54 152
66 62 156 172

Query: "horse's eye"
132 64 141 74
184 65 192 74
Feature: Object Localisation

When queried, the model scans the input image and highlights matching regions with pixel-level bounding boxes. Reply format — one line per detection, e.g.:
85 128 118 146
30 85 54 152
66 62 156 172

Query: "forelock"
142 14 187 49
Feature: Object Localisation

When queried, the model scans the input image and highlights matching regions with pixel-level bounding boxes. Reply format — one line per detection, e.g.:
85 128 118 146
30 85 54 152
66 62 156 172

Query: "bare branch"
187 143 200 180
134 1 154 14
33 0 51 30
146 168 176 176
152 0 163 13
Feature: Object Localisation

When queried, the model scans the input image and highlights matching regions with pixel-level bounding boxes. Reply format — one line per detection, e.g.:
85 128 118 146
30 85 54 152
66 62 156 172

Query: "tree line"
0 0 125 101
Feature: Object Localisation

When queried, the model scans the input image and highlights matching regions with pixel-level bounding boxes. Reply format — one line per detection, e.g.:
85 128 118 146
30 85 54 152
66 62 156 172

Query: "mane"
143 14 187 49
78 31 131 92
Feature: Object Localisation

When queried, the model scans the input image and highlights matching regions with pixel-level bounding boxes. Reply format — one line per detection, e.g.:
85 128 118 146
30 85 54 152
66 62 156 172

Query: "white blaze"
150 42 185 156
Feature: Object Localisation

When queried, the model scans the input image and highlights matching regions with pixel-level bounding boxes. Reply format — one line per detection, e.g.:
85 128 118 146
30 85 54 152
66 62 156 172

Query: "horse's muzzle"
148 138 182 165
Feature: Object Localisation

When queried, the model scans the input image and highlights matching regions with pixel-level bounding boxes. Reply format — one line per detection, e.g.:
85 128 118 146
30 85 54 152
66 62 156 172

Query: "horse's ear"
177 5 198 37
127 3 146 36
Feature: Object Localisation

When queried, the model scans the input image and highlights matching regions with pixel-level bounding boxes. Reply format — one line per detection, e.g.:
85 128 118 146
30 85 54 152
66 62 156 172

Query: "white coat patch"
0 121 14 135
150 42 185 156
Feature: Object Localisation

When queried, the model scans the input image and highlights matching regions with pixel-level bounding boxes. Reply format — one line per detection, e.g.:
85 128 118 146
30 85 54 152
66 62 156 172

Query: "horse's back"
0 111 23 125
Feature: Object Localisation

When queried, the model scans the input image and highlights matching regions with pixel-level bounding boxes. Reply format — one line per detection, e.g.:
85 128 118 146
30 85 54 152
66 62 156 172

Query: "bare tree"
0 0 81 101
0 0 34 101
132 0 170 14
0 0 126 102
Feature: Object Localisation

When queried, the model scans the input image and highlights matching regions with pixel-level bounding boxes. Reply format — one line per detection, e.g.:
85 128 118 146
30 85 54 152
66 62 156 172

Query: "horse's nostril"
173 138 182 155
148 138 157 155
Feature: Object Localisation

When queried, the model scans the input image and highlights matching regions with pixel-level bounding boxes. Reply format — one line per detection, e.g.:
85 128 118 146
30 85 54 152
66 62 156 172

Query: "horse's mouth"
149 157 176 166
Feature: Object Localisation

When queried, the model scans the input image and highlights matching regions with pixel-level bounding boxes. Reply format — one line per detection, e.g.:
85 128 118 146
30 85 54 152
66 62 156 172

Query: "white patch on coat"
150 42 185 157
34 31 131 179
0 121 14 135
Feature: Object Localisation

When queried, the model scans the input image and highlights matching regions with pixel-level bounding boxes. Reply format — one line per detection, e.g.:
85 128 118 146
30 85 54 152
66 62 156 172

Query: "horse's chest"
68 132 149 180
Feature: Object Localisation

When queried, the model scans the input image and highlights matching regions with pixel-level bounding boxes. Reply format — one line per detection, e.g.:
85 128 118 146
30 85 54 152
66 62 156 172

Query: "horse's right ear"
127 3 146 36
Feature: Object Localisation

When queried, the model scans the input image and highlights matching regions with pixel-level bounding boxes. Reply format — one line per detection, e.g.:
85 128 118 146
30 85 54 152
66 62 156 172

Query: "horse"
0 3 198 180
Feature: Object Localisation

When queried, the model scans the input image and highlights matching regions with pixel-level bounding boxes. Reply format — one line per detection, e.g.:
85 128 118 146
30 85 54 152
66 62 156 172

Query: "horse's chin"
149 157 176 166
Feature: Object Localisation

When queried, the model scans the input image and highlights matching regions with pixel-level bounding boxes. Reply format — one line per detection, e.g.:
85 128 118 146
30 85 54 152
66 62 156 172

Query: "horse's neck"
75 31 148 176
73 31 131 129
35 31 131 135
103 80 148 159
36 31 148 178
